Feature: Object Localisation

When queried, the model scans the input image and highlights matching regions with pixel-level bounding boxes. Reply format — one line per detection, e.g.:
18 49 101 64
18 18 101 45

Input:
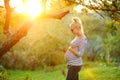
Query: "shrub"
0 65 9 80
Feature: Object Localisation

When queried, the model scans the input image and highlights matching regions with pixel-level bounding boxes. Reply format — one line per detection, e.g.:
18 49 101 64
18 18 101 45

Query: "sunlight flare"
85 69 94 78
10 0 24 13
84 68 96 80
74 5 84 13
85 0 102 6
25 0 42 18
9 0 45 18
0 0 4 6
46 0 50 11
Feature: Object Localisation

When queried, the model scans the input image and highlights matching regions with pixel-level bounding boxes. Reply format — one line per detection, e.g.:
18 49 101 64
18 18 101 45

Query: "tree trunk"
0 23 30 58
3 0 11 35
46 10 69 19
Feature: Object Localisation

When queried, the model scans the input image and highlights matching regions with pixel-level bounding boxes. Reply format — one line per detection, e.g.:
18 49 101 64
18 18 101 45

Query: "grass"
7 62 120 80
8 64 66 80
80 62 120 80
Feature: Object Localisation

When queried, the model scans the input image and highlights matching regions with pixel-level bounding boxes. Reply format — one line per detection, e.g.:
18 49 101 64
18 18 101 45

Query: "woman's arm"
68 40 87 57
68 46 78 56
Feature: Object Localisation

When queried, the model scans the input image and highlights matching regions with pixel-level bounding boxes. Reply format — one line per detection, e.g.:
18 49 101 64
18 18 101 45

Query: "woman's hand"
68 46 72 50
68 46 78 56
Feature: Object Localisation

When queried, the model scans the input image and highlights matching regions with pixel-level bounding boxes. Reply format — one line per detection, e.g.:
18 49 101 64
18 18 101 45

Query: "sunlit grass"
83 68 96 80
8 62 120 80
80 62 120 80
9 64 66 80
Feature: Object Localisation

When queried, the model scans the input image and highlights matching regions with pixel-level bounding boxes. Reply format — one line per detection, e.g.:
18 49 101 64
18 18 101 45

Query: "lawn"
7 62 120 80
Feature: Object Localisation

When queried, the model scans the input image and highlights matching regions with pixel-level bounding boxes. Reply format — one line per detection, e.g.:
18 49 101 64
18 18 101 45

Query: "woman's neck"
76 32 85 38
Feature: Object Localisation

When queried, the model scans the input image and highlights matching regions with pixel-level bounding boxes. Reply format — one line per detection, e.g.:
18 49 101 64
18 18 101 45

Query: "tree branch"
4 0 11 36
0 22 31 58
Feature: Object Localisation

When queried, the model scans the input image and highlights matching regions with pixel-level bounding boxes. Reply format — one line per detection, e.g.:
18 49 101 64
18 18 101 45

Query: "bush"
0 65 9 80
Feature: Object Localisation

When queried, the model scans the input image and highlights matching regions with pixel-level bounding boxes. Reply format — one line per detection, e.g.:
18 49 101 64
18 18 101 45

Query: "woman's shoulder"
77 36 88 44
77 36 87 40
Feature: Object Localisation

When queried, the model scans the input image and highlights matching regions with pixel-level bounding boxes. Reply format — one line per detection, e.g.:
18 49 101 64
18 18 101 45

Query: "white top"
65 37 87 66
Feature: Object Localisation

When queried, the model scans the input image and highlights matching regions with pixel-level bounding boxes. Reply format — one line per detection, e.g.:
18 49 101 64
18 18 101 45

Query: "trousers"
66 65 82 80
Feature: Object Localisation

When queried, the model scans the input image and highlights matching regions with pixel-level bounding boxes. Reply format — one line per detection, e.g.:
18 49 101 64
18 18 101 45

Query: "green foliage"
23 74 33 80
85 36 103 61
103 20 120 63
8 62 120 80
0 65 9 80
106 20 120 35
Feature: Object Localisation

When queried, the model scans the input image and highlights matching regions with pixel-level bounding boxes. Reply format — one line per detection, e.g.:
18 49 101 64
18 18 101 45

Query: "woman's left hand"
68 46 78 56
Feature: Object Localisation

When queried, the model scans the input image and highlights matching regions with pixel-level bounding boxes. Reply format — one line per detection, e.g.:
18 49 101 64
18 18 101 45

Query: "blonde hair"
70 17 84 34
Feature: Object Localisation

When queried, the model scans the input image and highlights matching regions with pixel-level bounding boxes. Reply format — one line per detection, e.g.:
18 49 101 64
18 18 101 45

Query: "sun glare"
46 0 50 11
85 0 102 6
9 0 45 18
25 0 42 18
0 0 4 6
74 5 84 13
84 68 96 80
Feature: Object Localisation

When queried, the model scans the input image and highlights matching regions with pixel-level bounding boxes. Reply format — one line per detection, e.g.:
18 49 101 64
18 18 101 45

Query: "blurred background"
0 0 120 80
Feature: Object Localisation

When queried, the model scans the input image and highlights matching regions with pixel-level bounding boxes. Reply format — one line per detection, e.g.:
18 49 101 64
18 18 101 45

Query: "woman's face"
70 26 80 35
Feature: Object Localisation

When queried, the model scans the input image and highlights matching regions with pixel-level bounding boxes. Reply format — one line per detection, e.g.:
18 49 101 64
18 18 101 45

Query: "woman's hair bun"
72 17 80 23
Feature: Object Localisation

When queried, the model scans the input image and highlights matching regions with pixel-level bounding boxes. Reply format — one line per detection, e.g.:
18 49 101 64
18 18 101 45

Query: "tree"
0 0 69 58
65 0 120 22
3 0 11 35
103 23 120 63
